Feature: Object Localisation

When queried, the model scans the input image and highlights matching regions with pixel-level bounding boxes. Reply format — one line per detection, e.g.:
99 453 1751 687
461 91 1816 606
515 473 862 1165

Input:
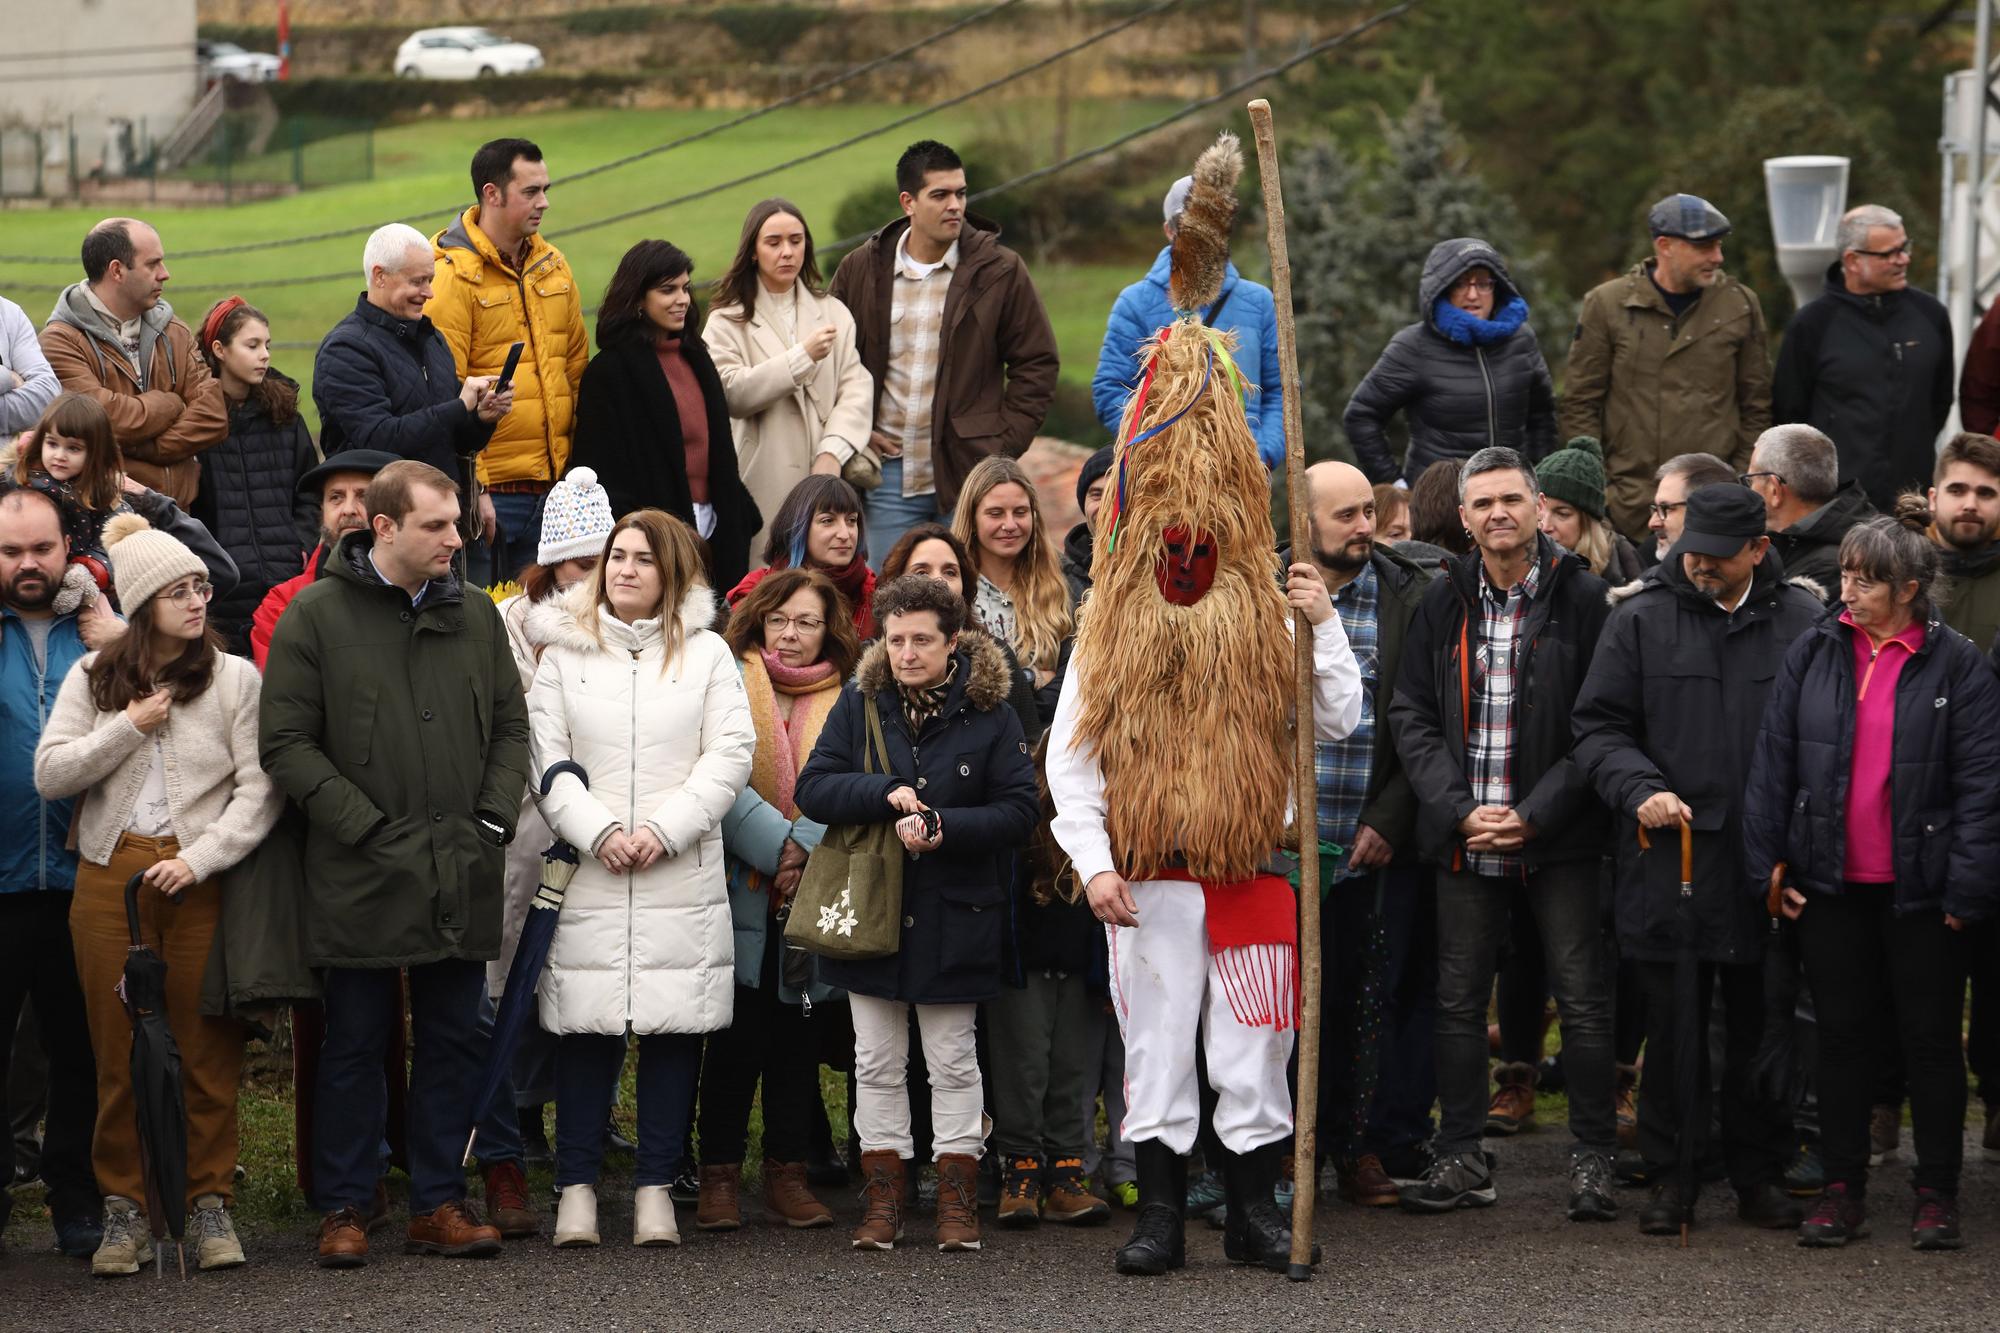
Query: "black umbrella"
1639 819 1698 1247
122 872 187 1279
465 761 588 1164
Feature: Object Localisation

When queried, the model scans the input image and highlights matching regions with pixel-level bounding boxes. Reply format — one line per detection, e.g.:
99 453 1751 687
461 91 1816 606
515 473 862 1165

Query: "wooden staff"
1247 95 1320 1282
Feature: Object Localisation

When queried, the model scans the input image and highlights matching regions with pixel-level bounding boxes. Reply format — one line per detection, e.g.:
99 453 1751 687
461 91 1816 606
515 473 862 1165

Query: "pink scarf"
743 648 842 819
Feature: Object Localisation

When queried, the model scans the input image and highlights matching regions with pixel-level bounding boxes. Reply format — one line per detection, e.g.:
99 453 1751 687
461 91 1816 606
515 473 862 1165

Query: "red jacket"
251 544 326 670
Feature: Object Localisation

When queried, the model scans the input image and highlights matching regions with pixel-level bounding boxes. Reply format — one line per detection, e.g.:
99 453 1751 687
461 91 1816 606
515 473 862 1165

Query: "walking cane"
1248 95 1321 1282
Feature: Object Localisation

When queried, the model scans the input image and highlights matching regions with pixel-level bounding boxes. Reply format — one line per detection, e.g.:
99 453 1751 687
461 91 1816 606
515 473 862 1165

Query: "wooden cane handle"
1678 819 1693 883
1767 862 1788 919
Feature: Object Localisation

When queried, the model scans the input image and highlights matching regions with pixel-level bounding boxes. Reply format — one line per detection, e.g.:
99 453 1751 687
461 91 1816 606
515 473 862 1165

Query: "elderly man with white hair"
1772 204 1953 512
313 222 511 479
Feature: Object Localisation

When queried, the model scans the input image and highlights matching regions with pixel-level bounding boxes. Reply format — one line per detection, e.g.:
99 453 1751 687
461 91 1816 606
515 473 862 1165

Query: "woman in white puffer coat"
526 508 754 1250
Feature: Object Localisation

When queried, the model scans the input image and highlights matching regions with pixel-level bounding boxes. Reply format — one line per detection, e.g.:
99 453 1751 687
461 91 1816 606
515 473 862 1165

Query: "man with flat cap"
1571 483 1819 1238
250 448 400 669
1561 194 1773 541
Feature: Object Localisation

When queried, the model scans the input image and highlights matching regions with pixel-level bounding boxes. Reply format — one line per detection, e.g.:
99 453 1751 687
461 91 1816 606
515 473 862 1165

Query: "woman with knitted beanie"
1538 436 1645 583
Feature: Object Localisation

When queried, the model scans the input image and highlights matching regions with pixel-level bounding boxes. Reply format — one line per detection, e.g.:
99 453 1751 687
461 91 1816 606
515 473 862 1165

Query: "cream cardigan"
33 651 281 882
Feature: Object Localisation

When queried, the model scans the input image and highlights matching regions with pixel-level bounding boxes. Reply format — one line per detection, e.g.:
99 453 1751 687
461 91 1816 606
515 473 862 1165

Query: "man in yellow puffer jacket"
427 138 589 584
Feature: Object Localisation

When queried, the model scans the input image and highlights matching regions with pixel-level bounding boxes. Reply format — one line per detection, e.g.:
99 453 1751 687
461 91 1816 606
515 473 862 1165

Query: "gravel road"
7 1127 1993 1331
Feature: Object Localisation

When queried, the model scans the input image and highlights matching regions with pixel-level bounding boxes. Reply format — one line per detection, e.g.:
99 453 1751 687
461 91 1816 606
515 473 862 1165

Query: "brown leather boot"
1043 1158 1110 1225
483 1160 538 1239
852 1150 905 1250
405 1199 501 1258
316 1207 369 1269
935 1153 983 1252
1336 1153 1400 1207
696 1163 743 1231
1485 1061 1538 1136
763 1160 834 1228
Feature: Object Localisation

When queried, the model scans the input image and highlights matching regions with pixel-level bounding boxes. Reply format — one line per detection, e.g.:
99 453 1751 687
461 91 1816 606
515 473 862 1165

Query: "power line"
0 0 1025 265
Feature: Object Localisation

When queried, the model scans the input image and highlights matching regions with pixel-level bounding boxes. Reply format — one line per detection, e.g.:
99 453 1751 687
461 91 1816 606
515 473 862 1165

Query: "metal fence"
0 112 372 205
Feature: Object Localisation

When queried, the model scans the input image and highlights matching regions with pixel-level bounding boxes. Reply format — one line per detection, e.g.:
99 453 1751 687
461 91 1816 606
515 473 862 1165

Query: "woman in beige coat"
703 198 874 556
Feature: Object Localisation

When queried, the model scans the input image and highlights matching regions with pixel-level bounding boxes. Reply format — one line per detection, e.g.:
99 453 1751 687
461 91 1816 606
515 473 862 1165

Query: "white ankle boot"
554 1184 599 1247
633 1184 679 1246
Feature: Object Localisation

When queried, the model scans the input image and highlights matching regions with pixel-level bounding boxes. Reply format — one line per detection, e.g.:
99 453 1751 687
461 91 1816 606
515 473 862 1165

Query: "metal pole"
1973 1 1992 328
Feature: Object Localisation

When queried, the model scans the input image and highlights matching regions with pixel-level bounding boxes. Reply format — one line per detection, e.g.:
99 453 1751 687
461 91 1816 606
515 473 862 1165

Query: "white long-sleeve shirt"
1047 615 1363 886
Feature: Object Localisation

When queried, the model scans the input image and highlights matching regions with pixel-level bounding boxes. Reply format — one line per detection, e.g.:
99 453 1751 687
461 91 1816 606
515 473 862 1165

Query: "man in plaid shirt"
1303 462 1438 1207
1386 447 1617 1224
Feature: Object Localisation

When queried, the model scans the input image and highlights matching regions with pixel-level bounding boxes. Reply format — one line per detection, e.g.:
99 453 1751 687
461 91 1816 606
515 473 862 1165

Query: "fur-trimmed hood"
525 576 720 657
852 625 1012 712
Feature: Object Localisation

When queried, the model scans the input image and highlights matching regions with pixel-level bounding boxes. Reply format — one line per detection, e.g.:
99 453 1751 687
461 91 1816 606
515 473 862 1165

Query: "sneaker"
1043 1159 1111 1225
1567 1150 1618 1223
191 1194 246 1270
998 1154 1043 1229
1798 1181 1868 1247
1376 1141 1436 1186
1398 1151 1496 1213
1485 1062 1538 1135
1110 1180 1140 1209
91 1197 153 1277
1783 1141 1825 1198
1911 1188 1963 1251
1185 1168 1226 1218
1869 1105 1901 1167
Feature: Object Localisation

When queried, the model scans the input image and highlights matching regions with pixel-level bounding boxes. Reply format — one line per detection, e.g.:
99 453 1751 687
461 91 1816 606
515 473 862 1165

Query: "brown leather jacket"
40 300 226 506
829 214 1058 511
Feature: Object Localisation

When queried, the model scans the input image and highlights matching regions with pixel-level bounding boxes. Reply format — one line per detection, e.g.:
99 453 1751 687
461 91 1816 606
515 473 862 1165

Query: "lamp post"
1764 155 1850 311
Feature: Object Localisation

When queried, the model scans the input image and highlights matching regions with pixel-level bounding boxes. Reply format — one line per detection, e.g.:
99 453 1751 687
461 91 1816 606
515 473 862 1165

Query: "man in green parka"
260 459 530 1269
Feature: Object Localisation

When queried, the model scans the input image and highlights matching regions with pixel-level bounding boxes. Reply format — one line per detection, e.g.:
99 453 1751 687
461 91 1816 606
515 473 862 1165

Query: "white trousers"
849 995 984 1160
1109 880 1295 1155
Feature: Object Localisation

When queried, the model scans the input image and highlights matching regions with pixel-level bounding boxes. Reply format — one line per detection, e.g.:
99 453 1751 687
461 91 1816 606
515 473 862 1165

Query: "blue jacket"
313 293 496 476
0 603 89 893
1092 247 1283 466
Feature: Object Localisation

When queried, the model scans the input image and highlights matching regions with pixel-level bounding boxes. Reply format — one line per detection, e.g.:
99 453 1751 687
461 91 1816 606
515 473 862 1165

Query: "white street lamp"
1764 155 1850 310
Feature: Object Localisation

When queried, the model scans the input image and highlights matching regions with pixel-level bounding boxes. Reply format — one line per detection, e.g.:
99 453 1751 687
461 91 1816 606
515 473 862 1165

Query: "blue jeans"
314 960 486 1213
474 489 547 588
864 457 941 571
555 1032 701 1188
1433 861 1615 1159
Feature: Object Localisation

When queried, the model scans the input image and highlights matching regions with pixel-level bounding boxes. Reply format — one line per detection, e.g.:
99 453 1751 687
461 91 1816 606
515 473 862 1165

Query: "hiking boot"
1614 1063 1640 1150
1737 1182 1804 1230
1399 1151 1496 1213
483 1159 537 1239
1110 1180 1140 1209
91 1197 153 1277
1911 1188 1963 1251
851 1150 905 1251
317 1206 369 1269
633 1184 679 1246
1784 1140 1825 1197
1869 1105 1901 1166
1376 1141 1436 1186
1222 1144 1320 1273
192 1194 246 1270
1044 1158 1111 1225
365 1178 392 1232
553 1184 599 1248
935 1153 982 1252
762 1159 833 1229
1798 1181 1867 1247
1485 1062 1538 1135
1185 1167 1226 1218
1567 1150 1618 1222
1115 1141 1187 1276
998 1154 1044 1229
518 1105 553 1168
695 1163 742 1231
1336 1154 1400 1207
1639 1183 1691 1236
406 1199 502 1258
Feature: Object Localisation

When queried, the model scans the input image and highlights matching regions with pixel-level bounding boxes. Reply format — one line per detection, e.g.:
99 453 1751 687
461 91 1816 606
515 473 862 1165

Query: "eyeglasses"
763 613 825 635
1453 276 1496 293
1737 471 1784 488
1647 500 1687 519
165 581 214 608
1850 242 1912 260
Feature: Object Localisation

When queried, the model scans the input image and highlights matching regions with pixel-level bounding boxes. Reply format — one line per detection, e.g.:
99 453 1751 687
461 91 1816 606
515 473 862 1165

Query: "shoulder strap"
1202 281 1235 328
863 696 890 777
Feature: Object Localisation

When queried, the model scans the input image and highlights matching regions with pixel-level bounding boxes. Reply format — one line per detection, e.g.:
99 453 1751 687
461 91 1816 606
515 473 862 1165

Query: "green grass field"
0 103 1167 444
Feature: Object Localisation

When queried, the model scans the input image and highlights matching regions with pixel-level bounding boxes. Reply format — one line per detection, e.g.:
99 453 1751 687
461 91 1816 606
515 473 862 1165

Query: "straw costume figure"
1046 132 1362 1278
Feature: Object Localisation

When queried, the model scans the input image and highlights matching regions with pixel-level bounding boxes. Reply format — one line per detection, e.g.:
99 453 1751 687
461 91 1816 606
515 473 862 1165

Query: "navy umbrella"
123 872 188 1279
1640 818 1699 1247
465 761 588 1164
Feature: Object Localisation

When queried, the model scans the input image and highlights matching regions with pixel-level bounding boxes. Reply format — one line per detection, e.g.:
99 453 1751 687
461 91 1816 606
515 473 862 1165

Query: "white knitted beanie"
537 467 615 566
103 511 207 611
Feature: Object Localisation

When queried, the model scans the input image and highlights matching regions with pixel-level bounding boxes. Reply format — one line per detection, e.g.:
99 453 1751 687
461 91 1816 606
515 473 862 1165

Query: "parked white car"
197 40 281 84
394 27 544 80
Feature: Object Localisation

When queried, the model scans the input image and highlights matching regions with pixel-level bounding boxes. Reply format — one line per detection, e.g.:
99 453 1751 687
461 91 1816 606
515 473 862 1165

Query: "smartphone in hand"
494 341 525 393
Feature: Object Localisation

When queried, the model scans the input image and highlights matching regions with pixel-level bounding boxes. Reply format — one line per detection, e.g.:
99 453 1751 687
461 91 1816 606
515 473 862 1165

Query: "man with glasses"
1644 452 1737 565
1773 205 1953 511
1742 423 1876 596
1561 194 1771 541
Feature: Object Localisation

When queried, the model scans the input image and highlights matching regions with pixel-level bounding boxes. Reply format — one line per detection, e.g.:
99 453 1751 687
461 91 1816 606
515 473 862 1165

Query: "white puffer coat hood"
525 579 755 1037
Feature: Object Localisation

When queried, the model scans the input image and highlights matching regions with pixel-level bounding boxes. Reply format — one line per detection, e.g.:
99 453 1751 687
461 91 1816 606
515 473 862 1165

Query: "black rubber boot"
1222 1143 1321 1273
1114 1141 1186 1276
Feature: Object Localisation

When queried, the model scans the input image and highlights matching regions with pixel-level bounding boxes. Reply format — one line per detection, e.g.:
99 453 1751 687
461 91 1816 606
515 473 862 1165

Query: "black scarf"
898 658 958 736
